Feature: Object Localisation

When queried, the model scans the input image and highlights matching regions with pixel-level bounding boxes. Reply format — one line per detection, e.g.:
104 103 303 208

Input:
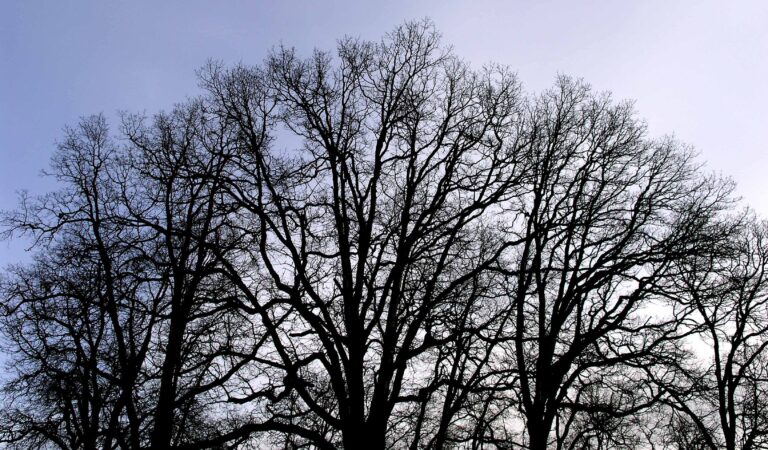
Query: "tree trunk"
150 305 187 449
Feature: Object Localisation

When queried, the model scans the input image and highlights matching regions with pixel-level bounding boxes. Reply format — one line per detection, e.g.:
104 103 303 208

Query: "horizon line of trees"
1 20 767 450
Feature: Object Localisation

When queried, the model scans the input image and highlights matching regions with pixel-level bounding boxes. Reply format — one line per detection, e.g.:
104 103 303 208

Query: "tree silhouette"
651 218 768 450
0 20 760 450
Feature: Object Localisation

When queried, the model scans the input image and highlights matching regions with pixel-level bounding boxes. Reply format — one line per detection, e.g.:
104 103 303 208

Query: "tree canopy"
1 20 766 450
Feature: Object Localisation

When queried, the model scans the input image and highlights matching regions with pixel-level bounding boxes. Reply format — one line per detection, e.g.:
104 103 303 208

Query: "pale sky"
2 1 767 265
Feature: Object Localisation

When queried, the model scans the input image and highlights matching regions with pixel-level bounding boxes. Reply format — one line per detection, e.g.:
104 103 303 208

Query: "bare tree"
0 107 255 449
199 20 528 449
0 19 753 450
653 218 768 450
0 238 122 450
119 102 259 450
490 77 733 450
1 116 155 449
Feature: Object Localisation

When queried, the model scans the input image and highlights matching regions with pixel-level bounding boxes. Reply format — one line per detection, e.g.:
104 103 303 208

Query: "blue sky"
2 1 767 265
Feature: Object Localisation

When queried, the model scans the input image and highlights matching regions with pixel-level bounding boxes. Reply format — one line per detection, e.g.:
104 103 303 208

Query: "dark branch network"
1 20 767 450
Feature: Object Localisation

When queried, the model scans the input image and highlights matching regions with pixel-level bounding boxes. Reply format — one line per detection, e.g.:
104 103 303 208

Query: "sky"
1 0 767 266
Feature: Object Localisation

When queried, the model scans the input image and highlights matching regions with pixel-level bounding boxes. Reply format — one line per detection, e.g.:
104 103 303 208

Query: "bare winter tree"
482 77 734 450
0 106 255 449
0 237 123 450
651 218 768 450
118 103 261 450
198 20 529 449
0 19 756 450
1 117 154 449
